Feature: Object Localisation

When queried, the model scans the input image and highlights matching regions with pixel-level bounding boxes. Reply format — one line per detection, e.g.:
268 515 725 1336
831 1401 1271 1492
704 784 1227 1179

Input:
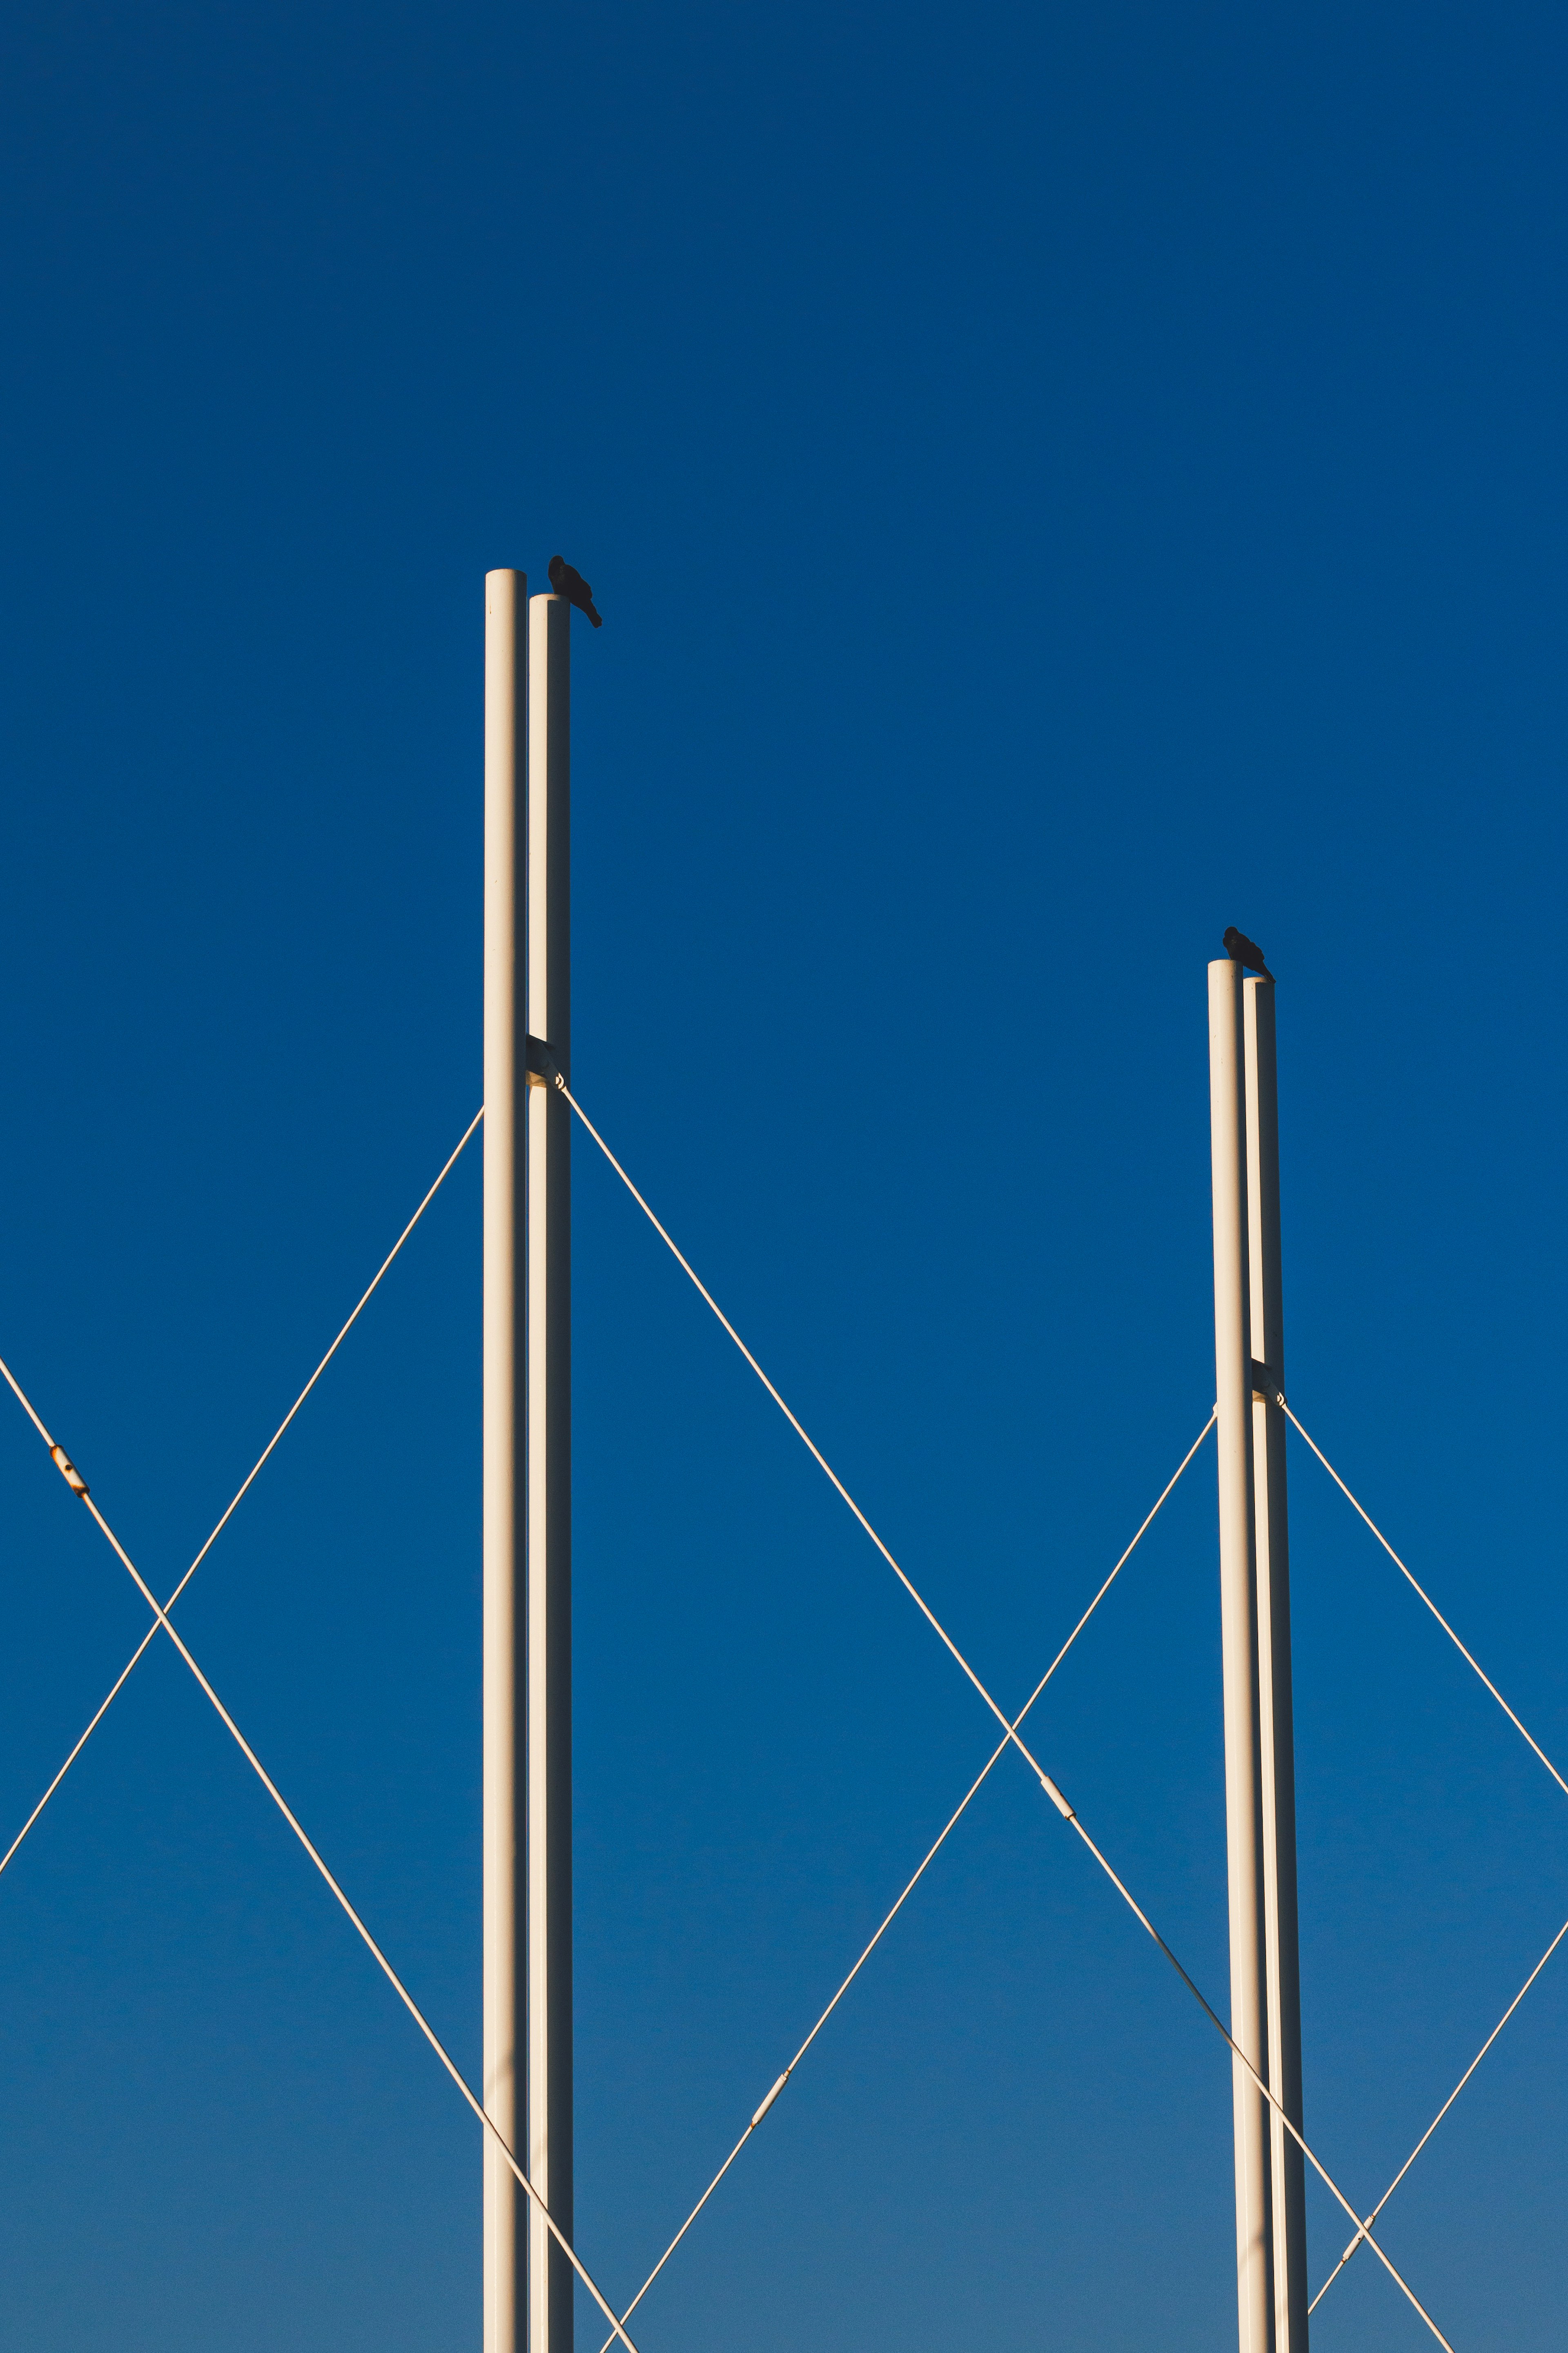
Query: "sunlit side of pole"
484 569 527 2353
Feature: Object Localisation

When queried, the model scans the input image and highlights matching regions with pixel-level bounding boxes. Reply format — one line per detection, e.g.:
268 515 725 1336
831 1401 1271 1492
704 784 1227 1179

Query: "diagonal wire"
1283 1401 1568 1803
1311 1902 1568 2311
1042 1782 1456 2352
555 1072 1094 1788
597 1412 1216 2351
0 1108 482 1887
0 1356 642 2353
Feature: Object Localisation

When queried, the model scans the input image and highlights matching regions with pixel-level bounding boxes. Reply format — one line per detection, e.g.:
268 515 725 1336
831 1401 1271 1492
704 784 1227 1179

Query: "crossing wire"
0 1108 482 1888
597 1413 1215 2352
0 1350 642 2353
555 1073 1450 2348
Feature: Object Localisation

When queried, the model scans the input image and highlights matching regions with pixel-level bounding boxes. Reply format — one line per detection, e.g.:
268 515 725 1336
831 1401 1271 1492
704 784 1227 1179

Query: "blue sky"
2 2 1566 2346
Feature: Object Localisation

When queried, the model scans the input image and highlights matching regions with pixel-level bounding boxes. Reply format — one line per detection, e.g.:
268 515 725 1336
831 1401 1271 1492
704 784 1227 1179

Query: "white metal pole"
484 568 527 2353
1245 977 1310 2353
1209 955 1274 2353
526 588 572 2353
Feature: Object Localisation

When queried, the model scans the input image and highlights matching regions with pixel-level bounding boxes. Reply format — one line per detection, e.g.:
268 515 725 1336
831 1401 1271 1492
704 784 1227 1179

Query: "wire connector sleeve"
750 2071 789 2129
1040 1774 1076 1821
49 1444 90 1497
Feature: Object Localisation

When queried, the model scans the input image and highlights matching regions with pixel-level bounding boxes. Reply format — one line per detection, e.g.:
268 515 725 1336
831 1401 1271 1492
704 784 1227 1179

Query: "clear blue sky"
1 4 1566 2347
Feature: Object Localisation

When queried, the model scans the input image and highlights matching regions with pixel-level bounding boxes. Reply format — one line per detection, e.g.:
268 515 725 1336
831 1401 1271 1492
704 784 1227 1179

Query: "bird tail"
585 601 602 627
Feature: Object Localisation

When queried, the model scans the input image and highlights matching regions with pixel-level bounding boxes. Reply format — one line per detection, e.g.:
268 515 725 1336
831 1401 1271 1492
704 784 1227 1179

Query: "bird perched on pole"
1223 925 1274 981
548 553 602 627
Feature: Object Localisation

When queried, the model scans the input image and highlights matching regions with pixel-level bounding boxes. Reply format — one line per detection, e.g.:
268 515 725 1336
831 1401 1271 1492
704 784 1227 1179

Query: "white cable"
1285 1402 1568 1803
1044 1788 1456 2352
595 1413 1216 2351
0 1109 482 1887
1310 1902 1568 2311
0 1352 641 2353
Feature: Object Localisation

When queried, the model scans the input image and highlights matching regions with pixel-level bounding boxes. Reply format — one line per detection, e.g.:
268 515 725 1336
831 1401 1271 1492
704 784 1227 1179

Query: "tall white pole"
484 569 527 2353
1245 977 1310 2353
526 588 572 2353
1209 956 1274 2353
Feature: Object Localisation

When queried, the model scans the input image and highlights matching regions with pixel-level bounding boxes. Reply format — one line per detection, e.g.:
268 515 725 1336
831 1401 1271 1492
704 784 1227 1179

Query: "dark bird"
548 554 602 627
1223 926 1274 981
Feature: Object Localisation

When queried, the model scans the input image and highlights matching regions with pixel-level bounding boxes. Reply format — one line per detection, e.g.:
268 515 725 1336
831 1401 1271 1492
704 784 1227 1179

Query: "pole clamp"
525 1035 562 1089
1250 1359 1285 1406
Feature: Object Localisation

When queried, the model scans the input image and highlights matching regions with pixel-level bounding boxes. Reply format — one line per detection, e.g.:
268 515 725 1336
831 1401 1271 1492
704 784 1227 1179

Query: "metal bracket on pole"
1250 1361 1284 1407
525 1035 561 1089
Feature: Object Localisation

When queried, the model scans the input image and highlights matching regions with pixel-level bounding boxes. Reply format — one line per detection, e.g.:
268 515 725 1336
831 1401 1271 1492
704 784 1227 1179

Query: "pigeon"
1223 926 1274 981
548 554 602 627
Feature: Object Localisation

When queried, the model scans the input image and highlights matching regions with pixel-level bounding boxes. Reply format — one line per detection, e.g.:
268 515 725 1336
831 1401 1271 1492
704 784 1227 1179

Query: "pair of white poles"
1209 961 1310 2353
484 572 573 2353
475 580 1310 2353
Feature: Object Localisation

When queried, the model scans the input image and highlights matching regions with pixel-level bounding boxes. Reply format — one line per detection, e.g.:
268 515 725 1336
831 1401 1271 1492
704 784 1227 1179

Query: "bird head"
547 554 566 594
